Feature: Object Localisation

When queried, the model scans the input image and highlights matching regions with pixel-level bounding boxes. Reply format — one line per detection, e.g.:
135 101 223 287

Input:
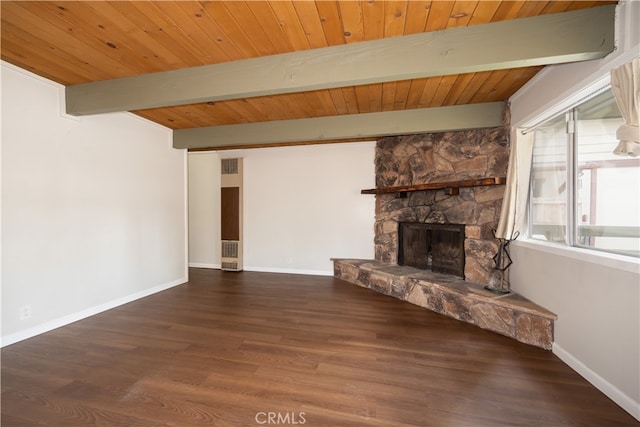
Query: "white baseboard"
553 343 640 421
186 263 333 276
1 277 187 348
189 263 221 269
243 266 333 277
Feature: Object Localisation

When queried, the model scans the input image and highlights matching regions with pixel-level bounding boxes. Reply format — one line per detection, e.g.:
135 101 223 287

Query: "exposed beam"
187 139 369 152
66 5 615 116
173 102 504 150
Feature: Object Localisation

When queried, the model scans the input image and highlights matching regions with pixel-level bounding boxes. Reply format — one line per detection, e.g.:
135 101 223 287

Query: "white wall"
510 243 639 418
508 1 640 420
1 62 187 346
188 142 376 276
188 153 221 268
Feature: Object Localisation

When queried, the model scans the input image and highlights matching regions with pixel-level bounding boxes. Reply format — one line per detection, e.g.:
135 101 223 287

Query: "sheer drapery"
495 129 534 240
611 58 640 156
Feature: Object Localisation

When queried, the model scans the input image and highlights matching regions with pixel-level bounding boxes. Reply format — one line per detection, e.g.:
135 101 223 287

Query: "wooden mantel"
361 177 506 196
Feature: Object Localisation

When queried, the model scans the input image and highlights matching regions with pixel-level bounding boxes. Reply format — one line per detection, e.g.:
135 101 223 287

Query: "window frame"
526 86 639 259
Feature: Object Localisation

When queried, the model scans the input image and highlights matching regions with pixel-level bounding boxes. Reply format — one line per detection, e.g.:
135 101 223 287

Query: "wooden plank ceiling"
1 1 616 148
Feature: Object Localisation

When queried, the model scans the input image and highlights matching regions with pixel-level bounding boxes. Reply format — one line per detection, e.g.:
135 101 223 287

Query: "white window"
529 89 640 257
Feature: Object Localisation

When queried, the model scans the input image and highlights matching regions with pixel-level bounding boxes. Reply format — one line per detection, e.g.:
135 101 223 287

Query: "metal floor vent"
221 261 240 271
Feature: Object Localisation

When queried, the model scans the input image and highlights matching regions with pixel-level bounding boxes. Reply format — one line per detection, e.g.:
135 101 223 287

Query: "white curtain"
495 129 535 240
611 58 640 156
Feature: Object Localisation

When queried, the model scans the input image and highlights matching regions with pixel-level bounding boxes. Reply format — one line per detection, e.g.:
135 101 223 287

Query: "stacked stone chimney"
373 127 510 286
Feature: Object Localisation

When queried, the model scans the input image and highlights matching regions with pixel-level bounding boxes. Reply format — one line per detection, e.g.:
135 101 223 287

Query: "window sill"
513 238 640 275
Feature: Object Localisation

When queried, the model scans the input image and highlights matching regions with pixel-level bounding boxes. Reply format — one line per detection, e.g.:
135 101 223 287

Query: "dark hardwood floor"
2 268 637 426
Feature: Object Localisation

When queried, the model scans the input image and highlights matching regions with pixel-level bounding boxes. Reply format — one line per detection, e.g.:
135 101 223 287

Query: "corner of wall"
2 62 188 346
509 0 640 128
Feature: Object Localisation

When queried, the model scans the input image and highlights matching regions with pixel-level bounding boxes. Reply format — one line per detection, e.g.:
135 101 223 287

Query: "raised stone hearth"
336 126 557 349
333 259 557 350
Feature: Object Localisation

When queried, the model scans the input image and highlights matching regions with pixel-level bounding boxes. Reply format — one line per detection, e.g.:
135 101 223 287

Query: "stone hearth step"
333 258 557 350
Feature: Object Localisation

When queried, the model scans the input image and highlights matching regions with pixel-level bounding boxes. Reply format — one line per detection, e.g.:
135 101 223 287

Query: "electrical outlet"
19 305 32 320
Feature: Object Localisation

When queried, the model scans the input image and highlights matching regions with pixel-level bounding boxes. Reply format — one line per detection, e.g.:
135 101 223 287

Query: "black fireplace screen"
398 223 465 278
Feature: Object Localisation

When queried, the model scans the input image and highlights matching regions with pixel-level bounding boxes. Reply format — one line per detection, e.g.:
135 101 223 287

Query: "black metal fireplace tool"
485 230 520 294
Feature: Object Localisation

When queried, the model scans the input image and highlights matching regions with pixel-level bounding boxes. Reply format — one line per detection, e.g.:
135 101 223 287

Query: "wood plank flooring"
2 268 637 426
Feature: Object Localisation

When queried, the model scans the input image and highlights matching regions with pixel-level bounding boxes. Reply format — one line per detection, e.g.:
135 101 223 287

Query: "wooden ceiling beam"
173 102 504 150
65 5 615 116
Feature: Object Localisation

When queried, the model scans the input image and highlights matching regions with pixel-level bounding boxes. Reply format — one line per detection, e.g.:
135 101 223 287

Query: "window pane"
530 114 568 243
575 90 640 257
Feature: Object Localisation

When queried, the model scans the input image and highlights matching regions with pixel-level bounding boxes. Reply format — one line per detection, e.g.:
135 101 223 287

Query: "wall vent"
220 158 243 271
221 240 239 258
221 158 239 175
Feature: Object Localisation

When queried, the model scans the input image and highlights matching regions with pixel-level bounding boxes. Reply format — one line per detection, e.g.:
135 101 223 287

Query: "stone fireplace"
374 127 509 287
333 125 557 350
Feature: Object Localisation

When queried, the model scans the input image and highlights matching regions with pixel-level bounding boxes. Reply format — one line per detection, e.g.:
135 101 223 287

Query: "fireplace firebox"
398 223 465 278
